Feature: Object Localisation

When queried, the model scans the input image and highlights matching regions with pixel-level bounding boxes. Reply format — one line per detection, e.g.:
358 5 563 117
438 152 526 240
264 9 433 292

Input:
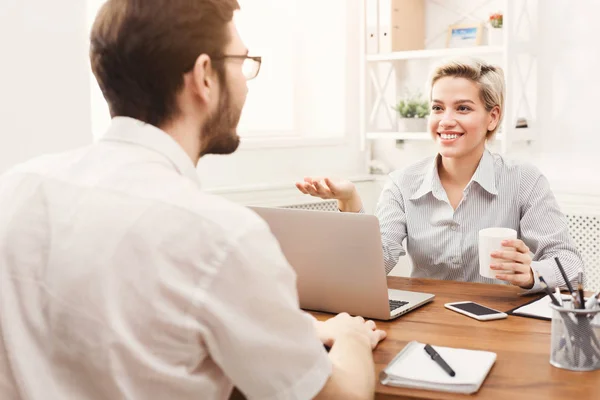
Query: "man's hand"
315 313 386 350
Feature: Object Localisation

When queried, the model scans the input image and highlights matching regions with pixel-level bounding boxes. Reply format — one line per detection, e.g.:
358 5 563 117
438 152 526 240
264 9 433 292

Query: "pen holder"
549 302 600 371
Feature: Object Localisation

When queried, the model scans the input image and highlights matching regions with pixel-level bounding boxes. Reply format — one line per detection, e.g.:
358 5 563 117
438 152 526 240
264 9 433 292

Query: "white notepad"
511 295 591 320
510 294 559 320
380 341 496 394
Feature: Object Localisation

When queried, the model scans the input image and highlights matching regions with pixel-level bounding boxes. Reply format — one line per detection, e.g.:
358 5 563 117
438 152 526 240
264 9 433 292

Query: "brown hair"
90 0 240 127
428 57 505 138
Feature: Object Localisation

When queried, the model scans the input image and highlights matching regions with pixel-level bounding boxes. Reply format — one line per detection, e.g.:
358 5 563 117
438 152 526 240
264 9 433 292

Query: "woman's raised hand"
295 177 354 200
295 177 363 212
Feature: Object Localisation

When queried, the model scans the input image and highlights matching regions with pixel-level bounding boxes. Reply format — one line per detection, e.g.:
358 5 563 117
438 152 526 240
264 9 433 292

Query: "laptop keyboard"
389 300 409 312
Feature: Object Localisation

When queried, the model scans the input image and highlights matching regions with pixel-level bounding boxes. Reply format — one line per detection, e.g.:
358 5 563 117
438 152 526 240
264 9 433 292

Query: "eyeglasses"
184 54 262 80
214 55 262 81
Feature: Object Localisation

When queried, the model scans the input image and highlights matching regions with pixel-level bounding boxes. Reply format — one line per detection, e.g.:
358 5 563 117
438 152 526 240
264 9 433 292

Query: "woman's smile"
438 130 464 143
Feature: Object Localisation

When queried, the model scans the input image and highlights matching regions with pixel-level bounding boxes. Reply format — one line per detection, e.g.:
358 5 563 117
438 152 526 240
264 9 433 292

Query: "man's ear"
190 54 214 104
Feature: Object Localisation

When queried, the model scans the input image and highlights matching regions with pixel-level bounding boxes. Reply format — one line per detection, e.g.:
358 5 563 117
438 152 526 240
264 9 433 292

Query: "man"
0 1 386 399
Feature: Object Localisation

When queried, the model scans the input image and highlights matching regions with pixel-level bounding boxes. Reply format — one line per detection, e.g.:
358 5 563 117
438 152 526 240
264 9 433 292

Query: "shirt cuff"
259 353 332 400
520 259 558 294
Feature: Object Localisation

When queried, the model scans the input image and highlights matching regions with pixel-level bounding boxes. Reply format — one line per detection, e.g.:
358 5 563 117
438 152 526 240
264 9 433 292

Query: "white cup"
478 227 517 279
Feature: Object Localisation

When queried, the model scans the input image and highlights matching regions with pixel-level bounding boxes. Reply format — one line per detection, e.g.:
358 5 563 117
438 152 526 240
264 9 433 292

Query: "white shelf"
367 128 535 143
367 131 430 140
366 46 504 62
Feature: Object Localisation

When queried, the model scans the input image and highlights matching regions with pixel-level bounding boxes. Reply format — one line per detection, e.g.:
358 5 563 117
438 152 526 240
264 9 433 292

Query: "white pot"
487 28 503 46
397 118 427 133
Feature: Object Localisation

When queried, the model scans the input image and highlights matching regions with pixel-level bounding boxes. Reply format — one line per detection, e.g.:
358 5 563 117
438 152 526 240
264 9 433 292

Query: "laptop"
249 206 434 320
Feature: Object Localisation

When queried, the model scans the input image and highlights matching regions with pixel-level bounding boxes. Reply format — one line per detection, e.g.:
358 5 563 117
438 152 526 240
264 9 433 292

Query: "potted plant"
394 93 429 133
488 12 503 46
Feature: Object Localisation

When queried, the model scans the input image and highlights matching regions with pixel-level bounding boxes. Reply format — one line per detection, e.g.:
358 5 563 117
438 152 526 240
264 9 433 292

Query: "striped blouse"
375 149 583 292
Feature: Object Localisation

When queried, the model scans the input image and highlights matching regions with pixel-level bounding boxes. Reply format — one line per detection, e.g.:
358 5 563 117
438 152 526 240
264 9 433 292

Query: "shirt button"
453 257 460 264
451 224 458 231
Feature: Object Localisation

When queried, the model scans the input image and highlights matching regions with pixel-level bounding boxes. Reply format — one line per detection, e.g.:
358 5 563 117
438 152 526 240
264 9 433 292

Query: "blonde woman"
296 57 582 292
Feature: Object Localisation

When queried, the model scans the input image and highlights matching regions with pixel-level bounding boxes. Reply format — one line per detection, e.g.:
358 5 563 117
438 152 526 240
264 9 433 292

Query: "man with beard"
0 1 386 399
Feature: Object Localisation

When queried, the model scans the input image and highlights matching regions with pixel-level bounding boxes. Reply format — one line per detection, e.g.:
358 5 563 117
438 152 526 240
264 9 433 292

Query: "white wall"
534 0 600 195
0 0 92 173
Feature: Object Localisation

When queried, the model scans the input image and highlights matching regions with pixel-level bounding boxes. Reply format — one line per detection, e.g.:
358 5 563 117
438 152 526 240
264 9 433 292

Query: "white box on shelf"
366 0 379 54
378 0 392 53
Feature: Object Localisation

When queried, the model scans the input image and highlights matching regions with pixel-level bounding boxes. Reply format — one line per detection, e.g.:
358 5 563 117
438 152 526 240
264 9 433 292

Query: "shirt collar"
410 155 444 201
470 149 498 195
100 117 201 187
410 149 498 200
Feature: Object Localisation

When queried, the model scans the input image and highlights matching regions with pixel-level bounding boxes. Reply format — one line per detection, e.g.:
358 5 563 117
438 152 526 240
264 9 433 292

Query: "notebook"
379 341 496 394
508 294 591 321
507 294 559 320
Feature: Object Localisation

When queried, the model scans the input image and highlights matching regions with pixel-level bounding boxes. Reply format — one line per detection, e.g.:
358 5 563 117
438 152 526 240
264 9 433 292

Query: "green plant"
394 93 429 119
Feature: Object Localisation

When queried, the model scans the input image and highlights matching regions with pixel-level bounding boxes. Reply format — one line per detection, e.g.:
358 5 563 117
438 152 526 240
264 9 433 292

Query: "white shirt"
0 117 331 400
375 150 583 292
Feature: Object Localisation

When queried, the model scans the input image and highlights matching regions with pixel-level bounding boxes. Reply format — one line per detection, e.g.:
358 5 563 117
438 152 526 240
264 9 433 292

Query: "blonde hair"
427 57 505 138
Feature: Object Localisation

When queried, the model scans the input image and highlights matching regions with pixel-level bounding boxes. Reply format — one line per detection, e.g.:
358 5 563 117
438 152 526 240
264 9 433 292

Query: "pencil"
554 257 575 294
539 276 561 307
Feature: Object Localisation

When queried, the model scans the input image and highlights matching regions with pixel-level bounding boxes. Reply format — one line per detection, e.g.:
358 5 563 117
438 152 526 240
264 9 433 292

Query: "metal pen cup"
549 301 600 371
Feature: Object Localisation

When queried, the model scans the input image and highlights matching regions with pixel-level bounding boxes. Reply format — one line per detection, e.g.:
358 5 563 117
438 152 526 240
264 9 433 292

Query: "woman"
296 57 582 292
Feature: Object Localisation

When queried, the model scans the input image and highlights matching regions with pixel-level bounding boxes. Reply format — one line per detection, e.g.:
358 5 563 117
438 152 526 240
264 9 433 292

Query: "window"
88 0 349 143
234 0 295 136
236 0 348 139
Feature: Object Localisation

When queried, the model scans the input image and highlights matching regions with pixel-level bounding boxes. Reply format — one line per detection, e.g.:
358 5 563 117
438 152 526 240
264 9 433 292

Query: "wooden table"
310 277 600 400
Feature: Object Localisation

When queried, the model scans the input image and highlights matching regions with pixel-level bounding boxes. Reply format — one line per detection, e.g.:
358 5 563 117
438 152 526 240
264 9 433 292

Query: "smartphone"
444 301 508 321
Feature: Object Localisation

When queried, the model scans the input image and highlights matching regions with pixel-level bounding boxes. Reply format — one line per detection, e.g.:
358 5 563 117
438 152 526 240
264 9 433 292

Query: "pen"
424 344 455 377
539 276 561 306
577 272 585 309
555 257 575 294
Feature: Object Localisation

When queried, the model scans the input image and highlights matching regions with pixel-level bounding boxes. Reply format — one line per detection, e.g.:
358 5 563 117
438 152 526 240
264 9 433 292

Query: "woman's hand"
490 239 534 289
295 177 355 200
295 177 363 212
